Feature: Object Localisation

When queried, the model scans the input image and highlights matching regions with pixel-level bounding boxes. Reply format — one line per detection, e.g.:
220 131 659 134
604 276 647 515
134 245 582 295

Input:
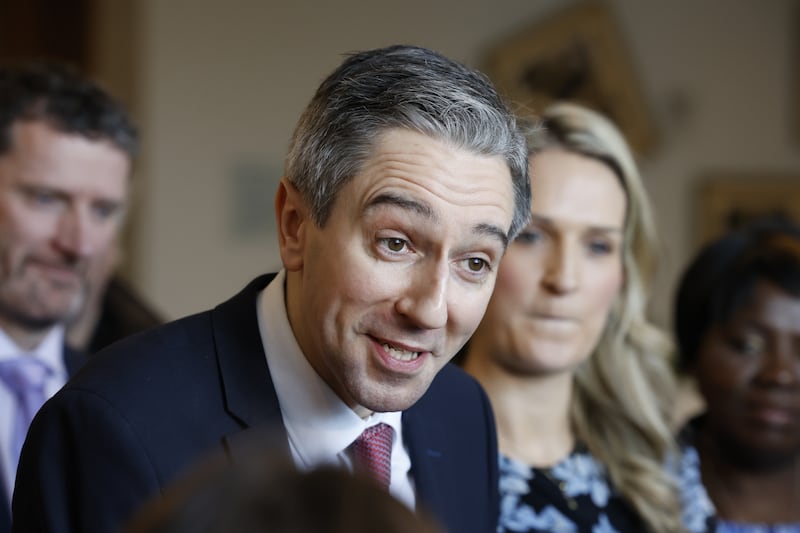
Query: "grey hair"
285 44 530 239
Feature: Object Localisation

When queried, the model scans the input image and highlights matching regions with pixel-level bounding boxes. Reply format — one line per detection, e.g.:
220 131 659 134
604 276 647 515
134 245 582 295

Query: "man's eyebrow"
363 193 439 224
475 223 509 250
364 192 509 249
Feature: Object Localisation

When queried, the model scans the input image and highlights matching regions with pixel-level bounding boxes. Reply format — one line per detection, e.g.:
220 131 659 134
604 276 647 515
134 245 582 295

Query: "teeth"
381 343 420 361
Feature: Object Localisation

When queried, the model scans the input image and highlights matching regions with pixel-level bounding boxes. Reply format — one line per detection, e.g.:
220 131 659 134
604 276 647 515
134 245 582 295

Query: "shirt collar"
0 325 66 375
257 269 403 470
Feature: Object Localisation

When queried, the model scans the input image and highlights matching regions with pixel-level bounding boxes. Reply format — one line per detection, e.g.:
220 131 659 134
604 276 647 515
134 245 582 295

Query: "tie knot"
0 357 52 395
359 422 394 446
350 423 394 490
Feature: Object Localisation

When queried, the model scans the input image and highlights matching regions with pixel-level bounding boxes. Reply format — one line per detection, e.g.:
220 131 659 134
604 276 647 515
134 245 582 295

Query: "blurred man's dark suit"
12 274 500 533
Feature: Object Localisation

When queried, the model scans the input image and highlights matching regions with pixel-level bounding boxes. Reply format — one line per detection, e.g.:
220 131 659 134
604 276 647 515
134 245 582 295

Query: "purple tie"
350 422 395 491
0 357 52 471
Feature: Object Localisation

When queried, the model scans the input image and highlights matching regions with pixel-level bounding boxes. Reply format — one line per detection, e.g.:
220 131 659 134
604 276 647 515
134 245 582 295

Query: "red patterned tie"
350 422 394 490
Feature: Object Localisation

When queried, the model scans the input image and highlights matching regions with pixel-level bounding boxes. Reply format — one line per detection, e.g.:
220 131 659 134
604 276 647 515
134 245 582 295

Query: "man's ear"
275 178 308 271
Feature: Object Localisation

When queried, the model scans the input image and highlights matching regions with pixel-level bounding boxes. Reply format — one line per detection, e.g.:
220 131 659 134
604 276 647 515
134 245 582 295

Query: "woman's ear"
275 178 307 271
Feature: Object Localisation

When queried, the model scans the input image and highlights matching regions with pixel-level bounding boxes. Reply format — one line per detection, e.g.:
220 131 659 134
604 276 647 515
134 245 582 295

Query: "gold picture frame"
482 1 656 155
696 174 800 246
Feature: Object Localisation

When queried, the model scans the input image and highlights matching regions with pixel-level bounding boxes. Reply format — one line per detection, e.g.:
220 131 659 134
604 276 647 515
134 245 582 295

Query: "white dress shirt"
0 325 67 503
257 270 416 509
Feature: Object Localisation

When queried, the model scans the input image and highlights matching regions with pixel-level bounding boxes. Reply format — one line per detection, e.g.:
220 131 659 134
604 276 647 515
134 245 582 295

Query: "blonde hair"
526 102 682 533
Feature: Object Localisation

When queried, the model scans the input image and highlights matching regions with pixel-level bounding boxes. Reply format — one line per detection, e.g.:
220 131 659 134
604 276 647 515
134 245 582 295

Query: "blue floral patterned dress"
497 428 799 533
497 447 647 533
678 418 800 533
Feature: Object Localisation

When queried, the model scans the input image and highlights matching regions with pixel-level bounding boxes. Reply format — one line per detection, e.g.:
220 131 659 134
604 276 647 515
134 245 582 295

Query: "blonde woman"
461 102 685 532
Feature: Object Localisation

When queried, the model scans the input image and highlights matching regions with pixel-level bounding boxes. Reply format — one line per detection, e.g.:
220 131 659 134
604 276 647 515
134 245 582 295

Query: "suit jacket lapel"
402 403 448 520
211 274 291 460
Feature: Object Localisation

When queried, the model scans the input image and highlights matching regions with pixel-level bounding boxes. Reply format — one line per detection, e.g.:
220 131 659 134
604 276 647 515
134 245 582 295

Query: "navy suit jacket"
12 274 499 533
0 347 86 533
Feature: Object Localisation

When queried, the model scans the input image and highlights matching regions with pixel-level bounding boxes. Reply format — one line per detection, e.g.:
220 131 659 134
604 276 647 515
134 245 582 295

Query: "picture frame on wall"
696 174 800 247
482 1 657 156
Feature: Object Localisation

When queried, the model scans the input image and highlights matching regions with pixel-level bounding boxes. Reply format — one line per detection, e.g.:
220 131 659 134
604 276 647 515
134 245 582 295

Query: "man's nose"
54 207 96 258
395 261 449 330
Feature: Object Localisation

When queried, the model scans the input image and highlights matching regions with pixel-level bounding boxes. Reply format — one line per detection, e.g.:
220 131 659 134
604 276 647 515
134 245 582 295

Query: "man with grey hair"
14 45 530 533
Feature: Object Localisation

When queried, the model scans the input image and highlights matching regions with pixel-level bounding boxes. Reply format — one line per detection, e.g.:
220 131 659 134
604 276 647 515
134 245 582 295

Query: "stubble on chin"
356 376 432 414
62 282 89 323
0 276 88 332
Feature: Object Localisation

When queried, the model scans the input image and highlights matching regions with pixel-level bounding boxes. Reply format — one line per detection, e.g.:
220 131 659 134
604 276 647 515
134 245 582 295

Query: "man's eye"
30 191 58 205
380 238 408 253
92 203 120 220
466 257 488 273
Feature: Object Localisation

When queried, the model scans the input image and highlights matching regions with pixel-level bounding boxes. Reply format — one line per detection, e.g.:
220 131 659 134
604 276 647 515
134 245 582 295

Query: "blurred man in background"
0 62 137 533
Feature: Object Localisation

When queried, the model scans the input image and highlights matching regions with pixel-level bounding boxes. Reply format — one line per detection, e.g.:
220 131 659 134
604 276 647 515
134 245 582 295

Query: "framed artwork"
696 174 800 246
482 1 657 155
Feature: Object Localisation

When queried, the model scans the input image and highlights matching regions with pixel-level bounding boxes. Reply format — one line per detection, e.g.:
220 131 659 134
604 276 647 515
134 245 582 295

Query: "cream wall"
131 0 800 325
